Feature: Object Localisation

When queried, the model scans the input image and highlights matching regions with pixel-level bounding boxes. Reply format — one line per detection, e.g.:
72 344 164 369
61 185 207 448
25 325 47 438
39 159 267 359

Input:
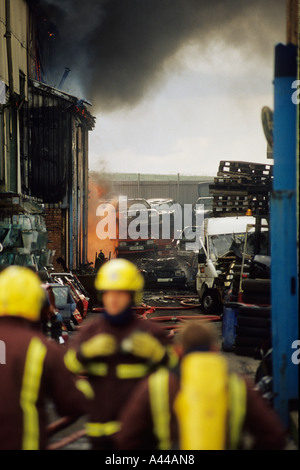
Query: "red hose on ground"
92 304 199 313
163 295 199 300
46 416 76 437
144 315 221 322
92 301 222 327
92 306 156 314
93 304 221 322
147 305 199 310
47 429 87 450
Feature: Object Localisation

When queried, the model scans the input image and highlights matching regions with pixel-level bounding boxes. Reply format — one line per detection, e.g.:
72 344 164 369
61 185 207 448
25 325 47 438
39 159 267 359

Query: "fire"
87 179 118 265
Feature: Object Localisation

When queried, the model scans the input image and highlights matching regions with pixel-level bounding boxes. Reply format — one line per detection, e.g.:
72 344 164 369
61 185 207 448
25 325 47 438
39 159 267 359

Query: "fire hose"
45 415 86 450
47 428 87 450
47 416 75 437
92 304 200 313
92 304 221 328
142 314 221 322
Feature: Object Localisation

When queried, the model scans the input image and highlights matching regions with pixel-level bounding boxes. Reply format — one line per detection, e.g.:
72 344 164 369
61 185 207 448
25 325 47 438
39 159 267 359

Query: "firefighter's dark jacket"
0 317 90 450
64 310 171 445
114 366 287 451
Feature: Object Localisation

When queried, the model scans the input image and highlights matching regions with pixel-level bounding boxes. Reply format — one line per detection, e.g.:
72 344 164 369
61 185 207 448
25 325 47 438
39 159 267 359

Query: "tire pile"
222 258 272 358
235 304 271 358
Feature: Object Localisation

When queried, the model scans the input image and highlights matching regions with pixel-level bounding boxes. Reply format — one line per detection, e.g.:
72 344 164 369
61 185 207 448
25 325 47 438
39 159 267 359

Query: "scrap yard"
0 0 298 453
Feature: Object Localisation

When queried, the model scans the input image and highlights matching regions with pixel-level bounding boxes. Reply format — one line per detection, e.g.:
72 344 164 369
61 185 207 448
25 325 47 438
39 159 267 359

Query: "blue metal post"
271 43 299 428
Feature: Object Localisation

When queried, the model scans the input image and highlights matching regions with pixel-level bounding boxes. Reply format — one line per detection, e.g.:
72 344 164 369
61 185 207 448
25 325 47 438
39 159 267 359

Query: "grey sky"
89 36 283 176
43 0 286 176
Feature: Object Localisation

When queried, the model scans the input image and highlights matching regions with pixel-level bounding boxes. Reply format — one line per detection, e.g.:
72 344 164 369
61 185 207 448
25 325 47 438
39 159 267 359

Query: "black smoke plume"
31 0 286 111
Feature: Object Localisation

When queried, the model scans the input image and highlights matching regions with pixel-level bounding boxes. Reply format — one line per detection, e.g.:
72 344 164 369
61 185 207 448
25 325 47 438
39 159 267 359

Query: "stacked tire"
241 278 271 305
235 304 271 357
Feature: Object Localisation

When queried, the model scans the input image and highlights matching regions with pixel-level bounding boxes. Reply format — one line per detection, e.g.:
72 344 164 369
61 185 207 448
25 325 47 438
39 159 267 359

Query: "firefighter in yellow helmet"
64 258 171 450
0 266 90 450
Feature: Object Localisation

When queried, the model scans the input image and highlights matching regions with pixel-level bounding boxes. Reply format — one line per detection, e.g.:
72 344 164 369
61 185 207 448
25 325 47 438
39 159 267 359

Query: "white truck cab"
196 216 268 313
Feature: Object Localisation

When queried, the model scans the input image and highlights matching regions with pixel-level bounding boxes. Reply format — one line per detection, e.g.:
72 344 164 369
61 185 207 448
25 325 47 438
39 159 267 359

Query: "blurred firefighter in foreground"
0 266 90 450
64 258 171 450
115 321 287 450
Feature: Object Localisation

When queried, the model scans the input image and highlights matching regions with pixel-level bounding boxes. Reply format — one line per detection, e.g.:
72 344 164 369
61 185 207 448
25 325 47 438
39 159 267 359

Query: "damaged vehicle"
116 200 159 256
192 196 213 224
176 225 204 252
147 198 177 255
196 216 269 314
49 272 90 319
40 283 68 345
49 283 83 331
138 256 190 289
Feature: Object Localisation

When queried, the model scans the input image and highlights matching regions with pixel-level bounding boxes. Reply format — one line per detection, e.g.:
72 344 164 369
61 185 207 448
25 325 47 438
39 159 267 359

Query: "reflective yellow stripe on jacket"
85 421 121 437
64 348 86 375
20 337 47 450
75 378 95 399
149 368 171 450
116 363 149 379
228 373 247 450
64 348 150 379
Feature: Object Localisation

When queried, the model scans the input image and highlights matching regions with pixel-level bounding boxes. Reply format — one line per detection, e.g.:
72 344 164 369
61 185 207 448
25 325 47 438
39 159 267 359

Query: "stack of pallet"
209 161 273 217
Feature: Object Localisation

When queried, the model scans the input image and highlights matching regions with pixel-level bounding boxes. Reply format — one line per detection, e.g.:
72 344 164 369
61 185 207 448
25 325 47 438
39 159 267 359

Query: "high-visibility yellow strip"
64 348 85 374
75 378 95 400
85 421 121 437
20 337 47 450
166 346 179 369
228 373 247 450
116 363 149 379
149 368 171 450
86 362 108 376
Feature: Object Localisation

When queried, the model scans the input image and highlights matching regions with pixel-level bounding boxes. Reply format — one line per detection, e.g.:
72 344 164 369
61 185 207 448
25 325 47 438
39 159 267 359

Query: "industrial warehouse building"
0 0 95 272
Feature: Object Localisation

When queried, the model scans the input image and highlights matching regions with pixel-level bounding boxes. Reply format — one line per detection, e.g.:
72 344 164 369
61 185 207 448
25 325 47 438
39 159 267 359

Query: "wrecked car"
138 256 189 289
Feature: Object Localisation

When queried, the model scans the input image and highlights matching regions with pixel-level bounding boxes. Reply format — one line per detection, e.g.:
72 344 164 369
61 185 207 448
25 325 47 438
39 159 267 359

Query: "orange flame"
88 179 118 264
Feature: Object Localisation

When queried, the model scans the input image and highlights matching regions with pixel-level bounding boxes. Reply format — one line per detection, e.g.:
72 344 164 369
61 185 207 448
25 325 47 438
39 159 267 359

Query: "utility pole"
270 0 299 428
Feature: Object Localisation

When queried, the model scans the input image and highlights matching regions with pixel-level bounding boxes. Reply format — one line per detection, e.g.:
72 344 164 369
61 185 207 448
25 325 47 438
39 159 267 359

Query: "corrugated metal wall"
106 180 211 205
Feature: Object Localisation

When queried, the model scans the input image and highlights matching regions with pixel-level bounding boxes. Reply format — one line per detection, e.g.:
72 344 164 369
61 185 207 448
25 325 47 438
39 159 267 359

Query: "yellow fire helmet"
0 266 45 322
95 258 144 305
